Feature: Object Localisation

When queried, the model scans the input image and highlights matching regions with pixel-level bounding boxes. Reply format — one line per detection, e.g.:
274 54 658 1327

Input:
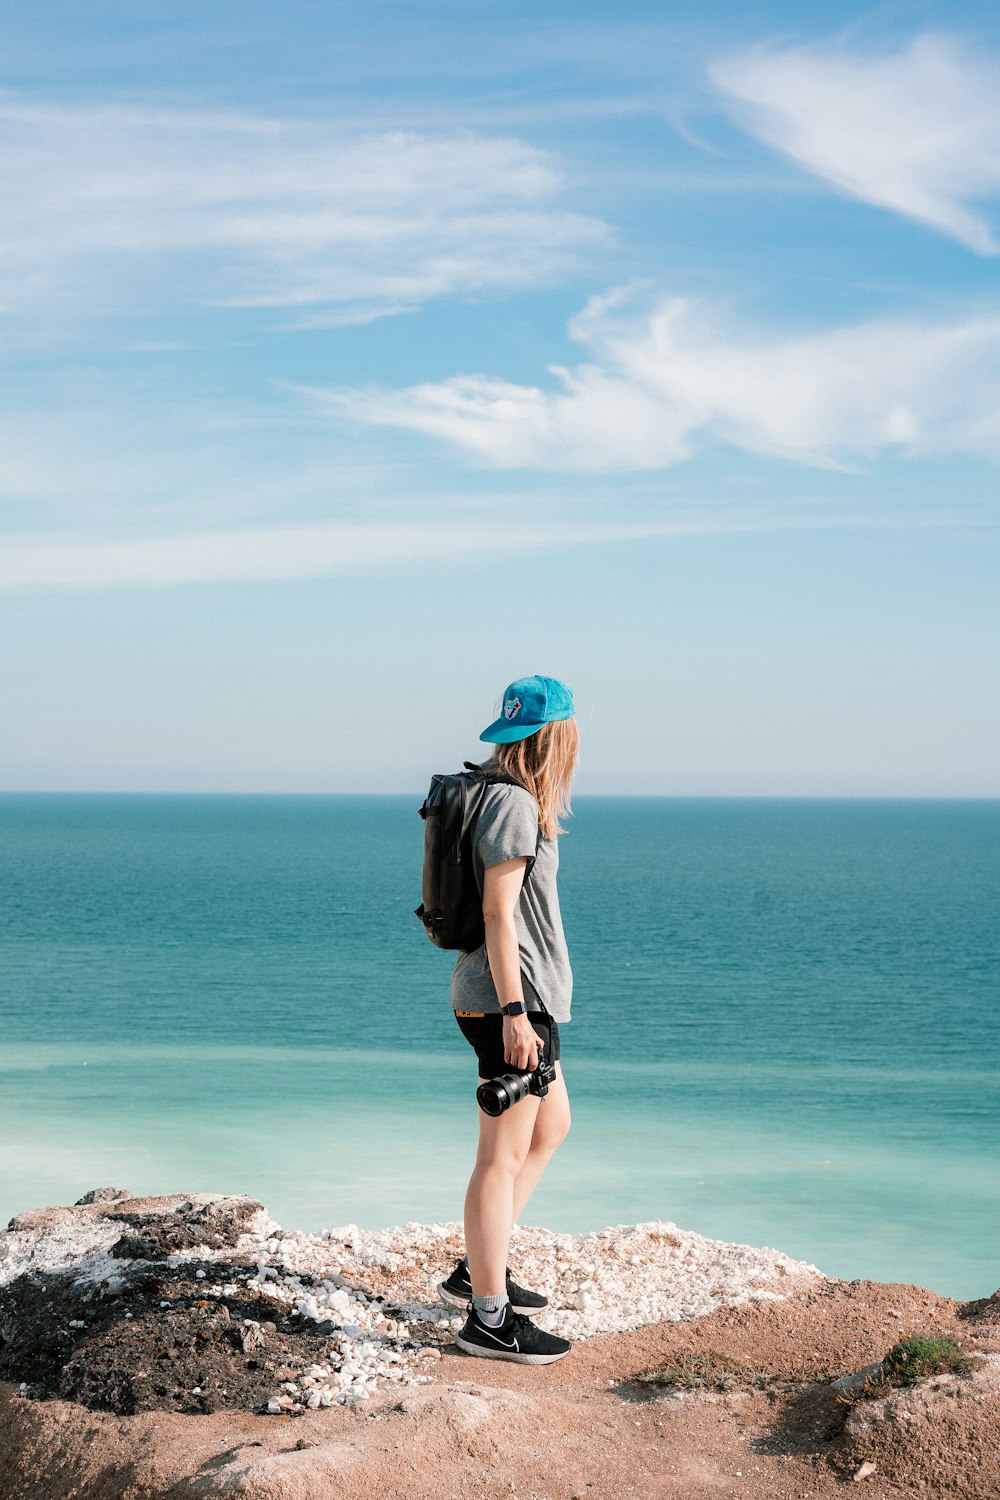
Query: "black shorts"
454 1009 560 1080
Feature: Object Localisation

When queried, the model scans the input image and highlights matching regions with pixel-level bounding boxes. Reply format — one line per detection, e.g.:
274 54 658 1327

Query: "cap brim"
479 718 544 743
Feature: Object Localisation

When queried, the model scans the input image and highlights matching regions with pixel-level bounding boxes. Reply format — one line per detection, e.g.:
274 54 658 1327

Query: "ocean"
1 793 997 1300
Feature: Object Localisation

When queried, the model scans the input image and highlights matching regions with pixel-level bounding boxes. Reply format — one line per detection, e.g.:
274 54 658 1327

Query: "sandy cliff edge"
0 1188 997 1500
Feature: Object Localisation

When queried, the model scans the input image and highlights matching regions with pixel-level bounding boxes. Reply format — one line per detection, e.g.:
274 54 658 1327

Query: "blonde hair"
481 716 579 841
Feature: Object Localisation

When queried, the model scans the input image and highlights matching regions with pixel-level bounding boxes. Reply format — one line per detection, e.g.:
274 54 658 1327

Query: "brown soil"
0 1196 433 1418
0 1252 401 1417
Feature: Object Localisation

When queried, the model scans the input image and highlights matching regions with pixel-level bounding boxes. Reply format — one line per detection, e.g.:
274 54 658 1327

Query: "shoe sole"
453 1331 571 1365
436 1281 548 1315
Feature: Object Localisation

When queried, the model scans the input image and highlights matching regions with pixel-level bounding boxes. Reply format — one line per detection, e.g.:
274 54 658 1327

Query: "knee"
532 1109 571 1155
475 1147 531 1178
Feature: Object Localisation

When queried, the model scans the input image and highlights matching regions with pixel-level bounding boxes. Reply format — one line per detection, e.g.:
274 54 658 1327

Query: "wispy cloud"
0 98 607 325
710 32 1000 254
0 401 400 532
0 511 838 589
315 285 1000 472
4 495 952 589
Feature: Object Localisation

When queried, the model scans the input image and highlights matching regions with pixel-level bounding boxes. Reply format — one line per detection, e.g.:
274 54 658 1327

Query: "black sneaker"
454 1302 571 1365
437 1258 548 1313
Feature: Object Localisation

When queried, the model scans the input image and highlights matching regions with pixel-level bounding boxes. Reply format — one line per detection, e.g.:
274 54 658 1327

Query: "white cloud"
0 512 823 589
0 402 398 533
319 286 1000 471
710 32 1000 254
0 98 606 323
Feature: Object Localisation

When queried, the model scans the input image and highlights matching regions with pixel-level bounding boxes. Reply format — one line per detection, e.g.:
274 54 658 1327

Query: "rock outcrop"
0 1188 997 1499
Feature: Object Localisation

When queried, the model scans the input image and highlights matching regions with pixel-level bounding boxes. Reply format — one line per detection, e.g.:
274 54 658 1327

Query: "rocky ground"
0 1187 997 1499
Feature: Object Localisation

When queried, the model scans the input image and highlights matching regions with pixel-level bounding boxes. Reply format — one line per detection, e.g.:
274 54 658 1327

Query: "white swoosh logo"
482 1326 517 1349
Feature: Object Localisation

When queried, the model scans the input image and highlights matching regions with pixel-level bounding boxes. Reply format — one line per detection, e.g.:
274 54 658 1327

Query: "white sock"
472 1292 509 1327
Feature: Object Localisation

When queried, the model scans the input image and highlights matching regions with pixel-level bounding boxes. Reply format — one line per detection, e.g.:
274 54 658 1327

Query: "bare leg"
511 1061 571 1223
464 1087 542 1297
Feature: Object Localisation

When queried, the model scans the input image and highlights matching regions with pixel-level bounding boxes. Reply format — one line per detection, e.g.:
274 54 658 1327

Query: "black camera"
476 1043 556 1117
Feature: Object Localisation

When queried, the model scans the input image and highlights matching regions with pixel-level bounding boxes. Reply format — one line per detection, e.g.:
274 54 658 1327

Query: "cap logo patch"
503 697 521 720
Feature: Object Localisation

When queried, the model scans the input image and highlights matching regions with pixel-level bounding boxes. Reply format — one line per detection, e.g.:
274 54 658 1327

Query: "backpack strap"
461 762 543 873
463 760 523 784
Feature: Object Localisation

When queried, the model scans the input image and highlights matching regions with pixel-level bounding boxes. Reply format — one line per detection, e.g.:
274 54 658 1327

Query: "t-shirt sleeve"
475 787 539 869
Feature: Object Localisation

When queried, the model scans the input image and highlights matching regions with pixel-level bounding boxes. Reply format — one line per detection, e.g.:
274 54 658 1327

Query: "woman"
436 675 578 1364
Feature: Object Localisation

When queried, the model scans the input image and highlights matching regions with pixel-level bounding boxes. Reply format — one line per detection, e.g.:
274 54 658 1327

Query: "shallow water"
1 793 997 1299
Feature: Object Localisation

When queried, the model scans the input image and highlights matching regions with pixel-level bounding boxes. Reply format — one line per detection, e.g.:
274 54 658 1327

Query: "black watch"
501 1000 528 1016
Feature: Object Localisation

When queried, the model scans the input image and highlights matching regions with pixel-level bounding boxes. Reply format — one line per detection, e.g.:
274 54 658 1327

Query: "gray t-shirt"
450 782 573 1023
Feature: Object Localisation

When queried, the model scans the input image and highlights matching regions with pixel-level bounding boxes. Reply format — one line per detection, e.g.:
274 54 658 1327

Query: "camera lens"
476 1071 533 1116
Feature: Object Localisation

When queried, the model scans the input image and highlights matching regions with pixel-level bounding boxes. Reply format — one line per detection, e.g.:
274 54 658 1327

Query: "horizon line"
1 789 997 802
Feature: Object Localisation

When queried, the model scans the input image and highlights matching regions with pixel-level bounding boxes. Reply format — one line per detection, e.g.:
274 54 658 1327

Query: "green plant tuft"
836 1332 985 1406
636 1351 750 1392
880 1333 975 1385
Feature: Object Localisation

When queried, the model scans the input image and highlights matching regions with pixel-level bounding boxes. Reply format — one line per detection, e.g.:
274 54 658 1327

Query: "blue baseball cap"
480 675 575 743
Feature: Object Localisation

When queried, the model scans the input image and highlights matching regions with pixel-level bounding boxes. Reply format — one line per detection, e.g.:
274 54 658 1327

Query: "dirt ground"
2 1260 998 1499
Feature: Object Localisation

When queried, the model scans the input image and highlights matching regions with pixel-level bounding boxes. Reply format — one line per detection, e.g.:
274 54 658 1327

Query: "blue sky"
2 0 998 793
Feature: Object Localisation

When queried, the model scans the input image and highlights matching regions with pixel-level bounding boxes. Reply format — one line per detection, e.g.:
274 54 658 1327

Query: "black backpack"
414 761 539 952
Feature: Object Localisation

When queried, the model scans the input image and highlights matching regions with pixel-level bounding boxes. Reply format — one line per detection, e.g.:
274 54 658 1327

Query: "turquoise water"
1 793 997 1300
